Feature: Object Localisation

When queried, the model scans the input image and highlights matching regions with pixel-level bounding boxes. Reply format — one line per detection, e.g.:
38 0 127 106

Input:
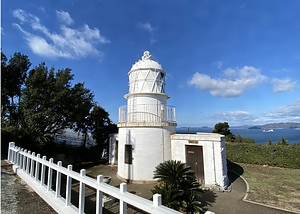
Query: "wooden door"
185 145 205 184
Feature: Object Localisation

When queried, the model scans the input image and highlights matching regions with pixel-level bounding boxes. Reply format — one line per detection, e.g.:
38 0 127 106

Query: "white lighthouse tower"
117 51 176 182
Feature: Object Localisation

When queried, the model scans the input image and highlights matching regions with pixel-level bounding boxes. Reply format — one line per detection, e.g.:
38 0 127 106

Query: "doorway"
185 145 205 184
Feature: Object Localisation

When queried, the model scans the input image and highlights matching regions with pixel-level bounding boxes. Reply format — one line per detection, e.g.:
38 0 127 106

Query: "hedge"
226 143 300 169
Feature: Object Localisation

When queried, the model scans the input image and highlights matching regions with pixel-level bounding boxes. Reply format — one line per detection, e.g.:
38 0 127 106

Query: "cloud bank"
12 9 109 59
188 66 267 97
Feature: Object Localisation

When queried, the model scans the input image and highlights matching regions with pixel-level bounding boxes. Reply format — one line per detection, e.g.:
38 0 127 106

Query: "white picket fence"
7 142 181 214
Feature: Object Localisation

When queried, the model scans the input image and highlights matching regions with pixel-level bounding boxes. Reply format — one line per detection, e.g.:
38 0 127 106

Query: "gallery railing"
118 104 176 124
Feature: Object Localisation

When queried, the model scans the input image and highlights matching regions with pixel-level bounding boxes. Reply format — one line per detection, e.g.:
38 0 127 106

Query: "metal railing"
118 104 176 124
7 142 180 214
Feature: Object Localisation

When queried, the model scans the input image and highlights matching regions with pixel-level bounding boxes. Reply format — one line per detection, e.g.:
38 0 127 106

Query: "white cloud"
271 77 296 92
188 66 267 97
138 22 154 33
212 61 224 69
264 99 300 122
12 8 109 59
137 22 156 44
212 111 256 122
56 10 74 25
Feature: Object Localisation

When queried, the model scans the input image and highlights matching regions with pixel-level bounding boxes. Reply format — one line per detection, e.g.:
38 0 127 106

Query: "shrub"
226 143 300 169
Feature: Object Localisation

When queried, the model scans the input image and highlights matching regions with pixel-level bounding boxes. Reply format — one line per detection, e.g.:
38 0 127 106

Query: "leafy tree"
1 52 31 126
152 160 203 213
20 63 94 144
212 122 232 136
89 106 117 154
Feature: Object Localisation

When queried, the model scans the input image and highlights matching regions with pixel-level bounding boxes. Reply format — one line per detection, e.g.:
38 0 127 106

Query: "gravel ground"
1 167 56 214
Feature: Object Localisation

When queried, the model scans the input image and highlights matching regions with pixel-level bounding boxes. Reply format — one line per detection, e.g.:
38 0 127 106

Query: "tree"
89 106 117 154
212 122 232 136
152 160 203 213
20 63 94 144
1 52 31 126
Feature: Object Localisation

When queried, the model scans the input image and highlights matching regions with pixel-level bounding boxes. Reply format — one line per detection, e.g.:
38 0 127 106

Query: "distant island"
248 122 300 129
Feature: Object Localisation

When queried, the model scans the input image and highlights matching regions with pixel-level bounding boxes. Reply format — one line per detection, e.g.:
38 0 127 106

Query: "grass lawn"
228 162 300 212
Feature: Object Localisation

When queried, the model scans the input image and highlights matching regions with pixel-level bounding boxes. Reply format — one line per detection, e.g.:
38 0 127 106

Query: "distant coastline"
176 123 300 144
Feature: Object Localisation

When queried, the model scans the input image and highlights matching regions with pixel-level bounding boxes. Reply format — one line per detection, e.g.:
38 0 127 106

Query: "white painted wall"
117 126 176 182
171 133 229 189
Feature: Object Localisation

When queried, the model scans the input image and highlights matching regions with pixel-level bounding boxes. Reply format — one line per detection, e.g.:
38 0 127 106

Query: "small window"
125 144 132 164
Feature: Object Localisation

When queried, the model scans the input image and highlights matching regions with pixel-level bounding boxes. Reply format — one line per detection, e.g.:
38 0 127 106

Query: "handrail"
118 104 176 124
7 142 181 214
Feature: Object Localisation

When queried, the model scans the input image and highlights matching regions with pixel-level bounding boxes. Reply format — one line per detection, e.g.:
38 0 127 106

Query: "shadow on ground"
227 160 244 183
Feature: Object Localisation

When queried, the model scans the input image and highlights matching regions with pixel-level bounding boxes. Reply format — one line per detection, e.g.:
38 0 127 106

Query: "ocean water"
176 127 300 144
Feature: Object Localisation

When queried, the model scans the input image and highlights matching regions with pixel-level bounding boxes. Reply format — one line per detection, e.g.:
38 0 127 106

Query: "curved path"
201 171 297 214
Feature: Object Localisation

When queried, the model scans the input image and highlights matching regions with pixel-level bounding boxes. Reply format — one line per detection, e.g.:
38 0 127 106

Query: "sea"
176 127 300 144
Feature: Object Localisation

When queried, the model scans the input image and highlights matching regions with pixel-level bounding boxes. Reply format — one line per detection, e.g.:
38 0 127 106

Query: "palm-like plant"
152 160 203 213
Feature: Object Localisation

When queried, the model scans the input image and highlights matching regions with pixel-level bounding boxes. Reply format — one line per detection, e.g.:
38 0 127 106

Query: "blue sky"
1 0 300 127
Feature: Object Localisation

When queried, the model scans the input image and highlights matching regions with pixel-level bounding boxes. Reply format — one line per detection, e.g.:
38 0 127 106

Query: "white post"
30 152 36 177
120 183 127 214
15 147 20 167
26 151 31 174
47 158 54 191
23 149 27 172
153 194 162 206
40 156 46 186
35 154 40 180
8 142 15 162
20 148 24 170
79 169 86 214
66 165 73 207
55 161 62 199
96 175 104 214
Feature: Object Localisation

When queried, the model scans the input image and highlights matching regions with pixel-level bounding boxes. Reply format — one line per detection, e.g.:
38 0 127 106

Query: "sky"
1 0 300 127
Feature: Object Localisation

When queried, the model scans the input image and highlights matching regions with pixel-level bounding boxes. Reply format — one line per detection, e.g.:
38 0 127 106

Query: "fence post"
30 152 37 177
23 149 27 172
19 148 24 170
40 156 46 186
66 165 73 207
34 154 40 181
47 158 54 192
8 142 15 162
79 169 86 214
15 147 20 167
96 175 104 214
26 151 31 175
120 183 127 214
55 161 62 198
153 194 162 206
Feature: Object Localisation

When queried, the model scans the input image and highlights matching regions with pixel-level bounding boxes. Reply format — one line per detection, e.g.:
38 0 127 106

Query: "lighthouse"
109 51 229 189
117 51 176 182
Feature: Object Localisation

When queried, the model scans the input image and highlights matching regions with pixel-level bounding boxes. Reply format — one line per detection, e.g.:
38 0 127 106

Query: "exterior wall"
117 126 176 182
108 133 118 165
171 133 229 189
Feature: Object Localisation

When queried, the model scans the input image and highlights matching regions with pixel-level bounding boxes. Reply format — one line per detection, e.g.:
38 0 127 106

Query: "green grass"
229 162 300 212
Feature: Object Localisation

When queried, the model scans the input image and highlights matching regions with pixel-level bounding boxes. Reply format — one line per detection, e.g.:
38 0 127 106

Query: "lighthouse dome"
130 51 163 71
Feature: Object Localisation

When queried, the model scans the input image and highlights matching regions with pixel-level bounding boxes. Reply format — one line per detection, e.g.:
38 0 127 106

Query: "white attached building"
109 51 229 189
